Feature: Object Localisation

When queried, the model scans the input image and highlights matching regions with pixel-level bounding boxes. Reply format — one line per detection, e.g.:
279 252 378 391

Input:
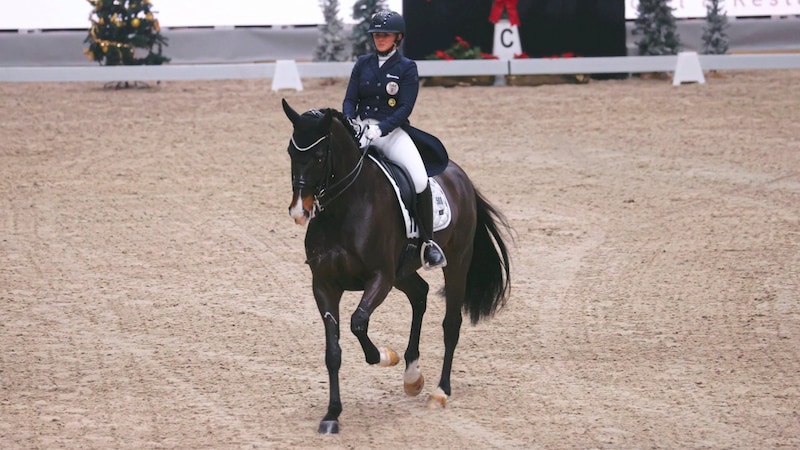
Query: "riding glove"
365 125 382 141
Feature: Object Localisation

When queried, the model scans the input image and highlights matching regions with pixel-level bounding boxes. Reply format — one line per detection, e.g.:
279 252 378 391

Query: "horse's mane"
318 108 360 146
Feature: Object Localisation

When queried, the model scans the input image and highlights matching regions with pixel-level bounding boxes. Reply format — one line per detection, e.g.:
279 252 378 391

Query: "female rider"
343 10 446 269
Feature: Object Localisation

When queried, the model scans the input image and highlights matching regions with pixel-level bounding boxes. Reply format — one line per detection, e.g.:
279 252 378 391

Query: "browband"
291 134 328 152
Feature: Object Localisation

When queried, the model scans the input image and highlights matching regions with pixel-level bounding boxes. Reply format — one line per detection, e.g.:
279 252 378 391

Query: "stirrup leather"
420 241 447 270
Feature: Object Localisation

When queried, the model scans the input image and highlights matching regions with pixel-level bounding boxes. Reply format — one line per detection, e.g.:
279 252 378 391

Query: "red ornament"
489 0 520 26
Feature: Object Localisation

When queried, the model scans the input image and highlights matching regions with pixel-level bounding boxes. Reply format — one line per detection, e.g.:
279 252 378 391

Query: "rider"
343 10 447 270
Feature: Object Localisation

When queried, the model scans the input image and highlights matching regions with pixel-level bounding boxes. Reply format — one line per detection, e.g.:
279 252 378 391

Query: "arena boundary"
1 54 799 84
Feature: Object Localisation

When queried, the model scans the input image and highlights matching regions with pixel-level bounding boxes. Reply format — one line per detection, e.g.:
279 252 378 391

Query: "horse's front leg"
350 277 399 367
314 284 344 434
394 273 429 396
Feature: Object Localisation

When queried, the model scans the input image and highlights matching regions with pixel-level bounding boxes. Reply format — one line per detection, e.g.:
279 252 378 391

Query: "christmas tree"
702 0 729 55
632 0 681 56
83 0 169 66
314 0 349 62
351 0 386 58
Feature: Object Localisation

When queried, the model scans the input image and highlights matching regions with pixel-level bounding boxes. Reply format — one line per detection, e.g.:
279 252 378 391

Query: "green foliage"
632 0 681 56
702 0 730 55
314 0 349 62
83 0 169 66
426 37 495 60
351 0 386 58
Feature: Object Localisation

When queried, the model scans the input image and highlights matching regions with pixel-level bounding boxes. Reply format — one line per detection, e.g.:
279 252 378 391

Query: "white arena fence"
2 54 800 84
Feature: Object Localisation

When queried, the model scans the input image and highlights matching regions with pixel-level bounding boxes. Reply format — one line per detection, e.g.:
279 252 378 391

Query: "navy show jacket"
343 52 419 136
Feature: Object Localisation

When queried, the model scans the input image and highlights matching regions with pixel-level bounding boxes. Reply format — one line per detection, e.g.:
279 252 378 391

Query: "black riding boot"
416 182 447 269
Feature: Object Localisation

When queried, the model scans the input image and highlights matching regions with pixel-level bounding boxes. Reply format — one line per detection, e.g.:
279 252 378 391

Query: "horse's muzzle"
289 190 315 225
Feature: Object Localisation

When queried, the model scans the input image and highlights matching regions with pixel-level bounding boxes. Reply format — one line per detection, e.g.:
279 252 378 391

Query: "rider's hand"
365 125 382 141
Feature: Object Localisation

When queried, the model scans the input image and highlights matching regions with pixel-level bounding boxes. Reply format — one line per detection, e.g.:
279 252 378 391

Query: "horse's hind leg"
427 268 466 409
394 273 429 396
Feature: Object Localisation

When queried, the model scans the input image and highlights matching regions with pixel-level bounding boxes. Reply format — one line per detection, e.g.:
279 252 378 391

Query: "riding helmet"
368 10 406 35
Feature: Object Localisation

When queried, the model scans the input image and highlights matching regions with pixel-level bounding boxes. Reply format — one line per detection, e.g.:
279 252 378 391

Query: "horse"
281 99 512 434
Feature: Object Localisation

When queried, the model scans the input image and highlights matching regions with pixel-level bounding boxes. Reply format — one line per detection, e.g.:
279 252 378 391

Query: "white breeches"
358 118 428 194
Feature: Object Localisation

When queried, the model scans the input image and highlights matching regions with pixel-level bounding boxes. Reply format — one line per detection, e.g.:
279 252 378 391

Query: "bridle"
290 126 368 215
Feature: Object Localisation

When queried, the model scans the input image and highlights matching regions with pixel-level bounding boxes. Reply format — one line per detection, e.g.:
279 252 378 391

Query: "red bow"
489 0 520 26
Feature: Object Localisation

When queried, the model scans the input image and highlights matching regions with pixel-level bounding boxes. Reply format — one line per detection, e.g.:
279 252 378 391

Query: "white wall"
2 1 798 30
0 0 403 30
625 0 800 19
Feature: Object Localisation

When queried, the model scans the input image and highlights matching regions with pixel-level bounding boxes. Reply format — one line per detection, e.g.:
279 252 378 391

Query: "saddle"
367 146 451 239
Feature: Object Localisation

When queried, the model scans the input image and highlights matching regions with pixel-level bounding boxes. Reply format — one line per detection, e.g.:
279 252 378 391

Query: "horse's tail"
462 188 513 325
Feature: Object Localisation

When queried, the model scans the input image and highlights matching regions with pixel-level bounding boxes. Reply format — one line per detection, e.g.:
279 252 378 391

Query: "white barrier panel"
416 60 510 77
673 52 706 85
272 60 303 91
1 0 403 30
509 56 677 74
3 54 800 83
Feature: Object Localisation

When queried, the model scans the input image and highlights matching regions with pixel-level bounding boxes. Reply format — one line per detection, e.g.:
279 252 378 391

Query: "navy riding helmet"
368 10 406 35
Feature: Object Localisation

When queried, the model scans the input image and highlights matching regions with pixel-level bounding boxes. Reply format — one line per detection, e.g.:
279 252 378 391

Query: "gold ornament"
101 44 109 54
98 17 105 25
131 18 140 28
146 12 154 20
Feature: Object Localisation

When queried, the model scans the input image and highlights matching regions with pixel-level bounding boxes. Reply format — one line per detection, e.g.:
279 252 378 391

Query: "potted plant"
424 37 498 87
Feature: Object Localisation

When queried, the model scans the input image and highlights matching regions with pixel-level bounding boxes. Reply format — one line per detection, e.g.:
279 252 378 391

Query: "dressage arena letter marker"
492 18 522 61
672 52 706 86
272 59 304 92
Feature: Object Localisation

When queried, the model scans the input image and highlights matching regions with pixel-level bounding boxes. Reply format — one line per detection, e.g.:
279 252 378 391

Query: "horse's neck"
329 127 365 182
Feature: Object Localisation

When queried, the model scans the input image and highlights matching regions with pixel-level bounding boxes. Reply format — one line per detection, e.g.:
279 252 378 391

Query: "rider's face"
372 32 398 53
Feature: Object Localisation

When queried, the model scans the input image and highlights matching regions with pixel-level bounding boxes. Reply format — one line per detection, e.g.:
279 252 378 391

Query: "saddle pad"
368 154 452 239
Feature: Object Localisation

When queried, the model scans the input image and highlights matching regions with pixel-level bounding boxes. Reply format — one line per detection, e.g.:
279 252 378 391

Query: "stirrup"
420 241 447 270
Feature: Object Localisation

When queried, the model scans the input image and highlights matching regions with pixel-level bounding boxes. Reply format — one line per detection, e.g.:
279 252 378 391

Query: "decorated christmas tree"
702 0 730 55
83 0 169 66
632 0 681 56
351 0 386 58
314 0 349 62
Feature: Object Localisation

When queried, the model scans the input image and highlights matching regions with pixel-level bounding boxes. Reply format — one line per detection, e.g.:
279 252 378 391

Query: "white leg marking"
427 387 448 409
403 360 421 384
379 347 399 366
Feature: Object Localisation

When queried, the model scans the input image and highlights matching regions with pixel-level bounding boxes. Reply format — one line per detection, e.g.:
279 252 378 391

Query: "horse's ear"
282 98 300 125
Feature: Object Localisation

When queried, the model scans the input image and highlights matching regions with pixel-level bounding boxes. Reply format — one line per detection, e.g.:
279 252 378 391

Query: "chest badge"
386 81 399 96
388 98 397 107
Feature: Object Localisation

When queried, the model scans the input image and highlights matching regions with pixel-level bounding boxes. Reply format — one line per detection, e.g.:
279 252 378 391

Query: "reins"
314 138 368 213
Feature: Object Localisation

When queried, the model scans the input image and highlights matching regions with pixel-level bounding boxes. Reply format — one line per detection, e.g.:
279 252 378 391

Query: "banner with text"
625 0 800 19
0 0 403 30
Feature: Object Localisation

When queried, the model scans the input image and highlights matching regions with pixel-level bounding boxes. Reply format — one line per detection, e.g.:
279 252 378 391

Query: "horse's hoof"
318 420 340 434
404 372 425 396
403 361 424 396
426 387 448 409
379 347 400 367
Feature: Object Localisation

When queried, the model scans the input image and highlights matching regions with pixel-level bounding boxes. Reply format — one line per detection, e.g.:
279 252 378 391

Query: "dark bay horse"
281 99 512 434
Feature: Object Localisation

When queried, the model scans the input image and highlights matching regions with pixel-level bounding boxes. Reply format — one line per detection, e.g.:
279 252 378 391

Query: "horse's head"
282 99 332 225
282 99 361 225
